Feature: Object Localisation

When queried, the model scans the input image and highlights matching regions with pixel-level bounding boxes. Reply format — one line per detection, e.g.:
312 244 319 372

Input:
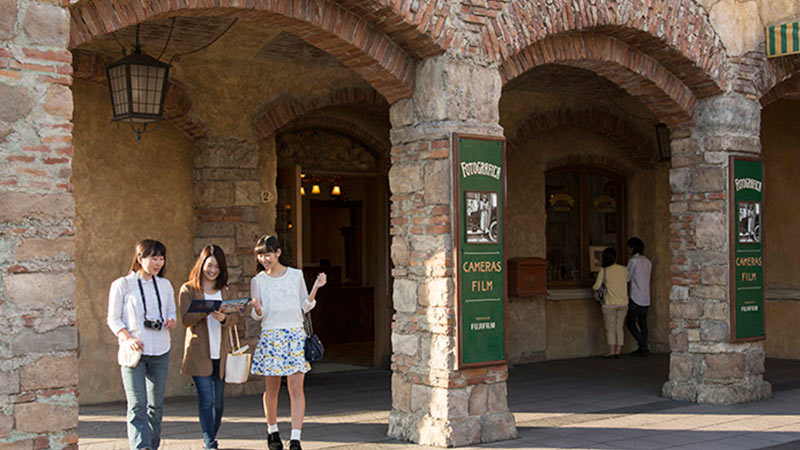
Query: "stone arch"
508 107 658 168
68 0 448 103
487 0 727 97
251 88 388 140
500 33 697 128
760 55 800 107
71 50 207 139
545 152 637 177
276 115 389 161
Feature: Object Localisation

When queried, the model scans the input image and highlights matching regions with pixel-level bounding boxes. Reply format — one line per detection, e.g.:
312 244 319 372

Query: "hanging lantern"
331 184 342 196
300 186 306 196
311 184 321 195
105 25 169 140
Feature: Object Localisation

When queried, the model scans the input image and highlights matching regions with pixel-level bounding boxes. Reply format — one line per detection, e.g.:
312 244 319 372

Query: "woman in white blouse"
107 239 177 450
249 235 326 450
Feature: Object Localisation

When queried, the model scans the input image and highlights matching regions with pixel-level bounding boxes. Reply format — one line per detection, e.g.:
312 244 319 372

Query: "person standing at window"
178 244 245 450
626 237 652 357
107 239 177 450
249 235 326 450
593 247 628 358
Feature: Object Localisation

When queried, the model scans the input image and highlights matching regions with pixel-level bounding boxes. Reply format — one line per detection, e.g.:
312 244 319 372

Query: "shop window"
545 167 625 287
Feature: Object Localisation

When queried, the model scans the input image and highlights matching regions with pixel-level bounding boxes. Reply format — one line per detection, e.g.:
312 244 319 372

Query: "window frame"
545 165 627 288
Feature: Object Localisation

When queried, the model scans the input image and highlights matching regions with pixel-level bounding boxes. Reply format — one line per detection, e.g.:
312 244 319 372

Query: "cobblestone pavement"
79 355 800 449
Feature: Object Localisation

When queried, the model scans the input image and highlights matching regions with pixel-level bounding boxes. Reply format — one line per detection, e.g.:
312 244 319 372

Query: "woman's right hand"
250 298 262 315
126 337 143 352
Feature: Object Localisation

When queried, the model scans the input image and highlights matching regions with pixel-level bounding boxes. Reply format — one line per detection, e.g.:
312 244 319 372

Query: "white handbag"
118 279 142 368
224 326 251 384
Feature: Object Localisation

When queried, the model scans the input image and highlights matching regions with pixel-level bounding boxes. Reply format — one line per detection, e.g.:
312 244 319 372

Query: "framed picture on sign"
737 201 761 244
589 245 606 272
465 191 499 244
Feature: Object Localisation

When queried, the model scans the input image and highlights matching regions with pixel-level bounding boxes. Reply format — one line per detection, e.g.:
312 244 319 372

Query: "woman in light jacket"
593 247 628 358
178 244 243 450
108 239 177 450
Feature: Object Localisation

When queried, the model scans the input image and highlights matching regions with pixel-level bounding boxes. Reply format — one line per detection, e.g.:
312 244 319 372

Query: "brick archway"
251 88 387 140
72 51 207 139
487 0 727 98
508 107 658 168
500 33 697 128
68 0 449 103
276 116 389 161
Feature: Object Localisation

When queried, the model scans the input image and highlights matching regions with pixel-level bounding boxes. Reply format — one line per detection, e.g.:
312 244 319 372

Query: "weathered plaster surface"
72 81 196 403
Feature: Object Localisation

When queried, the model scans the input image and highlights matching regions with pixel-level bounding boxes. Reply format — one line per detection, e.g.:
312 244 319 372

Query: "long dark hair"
129 239 167 277
254 235 291 271
188 244 228 291
601 247 616 268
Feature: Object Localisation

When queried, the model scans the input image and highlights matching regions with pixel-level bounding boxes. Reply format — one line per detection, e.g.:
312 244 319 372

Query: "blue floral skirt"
250 327 310 376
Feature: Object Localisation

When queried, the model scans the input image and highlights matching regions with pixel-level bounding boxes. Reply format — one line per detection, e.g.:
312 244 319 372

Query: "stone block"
0 0 17 40
745 348 766 375
695 94 760 137
194 138 258 169
410 384 431 413
234 181 260 206
448 417 481 447
700 266 727 285
703 301 728 321
6 273 75 309
0 193 74 223
662 380 698 402
669 168 690 193
417 415 447 447
196 222 235 238
391 333 418 357
389 98 414 127
703 151 728 164
21 3 69 47
391 374 411 413
15 237 74 261
691 285 726 301
700 321 729 342
669 353 693 381
194 181 234 208
410 234 450 255
669 331 688 352
391 238 409 266
235 223 261 247
670 301 702 320
487 382 508 413
0 370 19 395
428 335 454 370
695 212 726 250
14 402 77 433
423 159 450 206
11 327 77 355
388 163 422 194
0 413 12 438
0 84 34 124
696 384 739 405
690 167 725 192
670 286 689 301
481 412 517 442
429 386 468 420
393 279 417 312
20 355 78 391
468 384 488 416
705 353 744 379
43 85 73 119
420 278 453 307
687 329 700 342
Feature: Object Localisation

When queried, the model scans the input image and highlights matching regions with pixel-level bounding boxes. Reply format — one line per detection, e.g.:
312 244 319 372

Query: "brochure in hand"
187 297 250 314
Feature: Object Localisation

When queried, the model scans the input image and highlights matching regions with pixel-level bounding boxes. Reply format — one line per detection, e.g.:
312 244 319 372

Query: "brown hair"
129 239 166 277
254 235 290 271
188 244 228 291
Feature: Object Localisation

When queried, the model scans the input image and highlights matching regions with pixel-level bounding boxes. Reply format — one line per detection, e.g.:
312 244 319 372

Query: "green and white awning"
767 20 800 58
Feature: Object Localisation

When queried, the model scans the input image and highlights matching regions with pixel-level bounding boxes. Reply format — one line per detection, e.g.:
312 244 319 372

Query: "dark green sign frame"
729 156 765 342
453 134 507 368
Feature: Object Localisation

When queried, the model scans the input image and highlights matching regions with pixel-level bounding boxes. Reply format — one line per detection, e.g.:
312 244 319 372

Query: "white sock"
291 429 302 441
268 423 278 434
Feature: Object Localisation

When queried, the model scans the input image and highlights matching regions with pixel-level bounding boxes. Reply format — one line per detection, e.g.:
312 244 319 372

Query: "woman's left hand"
209 310 226 322
314 273 327 289
163 318 176 330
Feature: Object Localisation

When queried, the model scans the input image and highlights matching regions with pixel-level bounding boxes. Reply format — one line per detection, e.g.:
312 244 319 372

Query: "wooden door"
276 165 303 268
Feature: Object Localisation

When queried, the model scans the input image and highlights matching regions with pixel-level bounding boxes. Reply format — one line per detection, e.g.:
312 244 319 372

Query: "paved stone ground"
79 355 800 449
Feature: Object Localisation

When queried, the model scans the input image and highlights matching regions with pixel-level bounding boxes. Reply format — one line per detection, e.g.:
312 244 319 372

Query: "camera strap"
137 276 164 323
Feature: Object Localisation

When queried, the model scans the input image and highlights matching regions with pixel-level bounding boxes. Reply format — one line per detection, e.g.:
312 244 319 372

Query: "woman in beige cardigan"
593 247 629 359
179 244 244 450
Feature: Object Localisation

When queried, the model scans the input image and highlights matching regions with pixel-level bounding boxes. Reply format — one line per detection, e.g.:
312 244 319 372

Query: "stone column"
663 94 772 404
0 0 79 448
387 55 516 447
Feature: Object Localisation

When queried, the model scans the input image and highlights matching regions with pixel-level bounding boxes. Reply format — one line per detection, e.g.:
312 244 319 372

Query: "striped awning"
767 20 800 58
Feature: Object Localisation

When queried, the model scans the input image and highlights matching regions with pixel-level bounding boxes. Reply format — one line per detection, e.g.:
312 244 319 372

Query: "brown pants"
602 305 628 346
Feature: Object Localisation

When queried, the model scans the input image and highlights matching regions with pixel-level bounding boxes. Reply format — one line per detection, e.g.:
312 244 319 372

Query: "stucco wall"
761 98 800 360
72 81 196 403
700 0 800 56
505 127 671 362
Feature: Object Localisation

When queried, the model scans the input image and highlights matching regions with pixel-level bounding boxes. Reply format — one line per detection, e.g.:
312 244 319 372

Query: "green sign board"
454 134 506 368
730 156 765 341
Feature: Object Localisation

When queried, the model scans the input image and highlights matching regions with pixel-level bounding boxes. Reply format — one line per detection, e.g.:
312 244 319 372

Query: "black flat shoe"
289 440 302 450
267 432 283 450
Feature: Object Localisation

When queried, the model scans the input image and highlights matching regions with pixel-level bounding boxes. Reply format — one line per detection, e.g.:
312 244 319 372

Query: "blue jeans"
192 359 224 450
121 351 170 450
